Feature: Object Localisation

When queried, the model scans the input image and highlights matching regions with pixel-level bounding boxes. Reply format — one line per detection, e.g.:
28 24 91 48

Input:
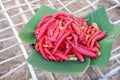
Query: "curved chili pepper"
38 36 49 60
61 47 72 62
72 33 78 47
90 32 106 47
54 52 69 61
77 46 97 59
65 46 71 55
87 26 92 34
48 20 59 37
44 48 56 61
91 29 96 35
54 49 69 61
83 27 88 34
47 40 53 49
90 47 99 53
66 41 70 48
37 19 55 39
47 38 57 42
68 40 97 59
53 20 60 32
79 17 84 26
95 42 100 48
83 21 88 27
60 43 66 50
71 22 80 35
57 21 71 40
47 24 56 37
71 15 79 25
55 57 61 61
35 15 52 35
44 36 53 49
79 43 97 53
53 32 71 54
73 16 79 22
52 25 60 39
52 12 70 19
37 14 52 28
87 30 101 47
72 48 84 62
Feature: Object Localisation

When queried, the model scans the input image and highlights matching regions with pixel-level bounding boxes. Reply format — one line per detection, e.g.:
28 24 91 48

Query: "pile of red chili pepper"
34 12 106 62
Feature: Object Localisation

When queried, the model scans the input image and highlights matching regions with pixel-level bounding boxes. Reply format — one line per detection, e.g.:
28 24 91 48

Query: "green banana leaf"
28 50 90 73
19 5 120 73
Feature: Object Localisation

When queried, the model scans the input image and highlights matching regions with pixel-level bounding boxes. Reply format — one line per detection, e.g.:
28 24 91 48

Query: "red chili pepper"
44 48 56 61
37 19 55 39
53 12 70 19
54 57 61 61
71 16 79 25
87 30 101 47
61 47 72 62
71 22 80 35
92 47 99 53
66 41 70 48
83 21 88 27
79 43 98 53
47 40 53 49
53 20 60 32
68 40 97 59
72 33 78 47
87 26 92 34
79 34 83 41
52 25 60 39
57 21 71 40
54 52 69 61
48 20 59 37
77 46 97 59
37 14 52 28
72 48 84 62
90 32 106 47
79 17 84 26
35 15 52 36
65 46 71 55
83 27 88 34
38 36 49 60
47 38 57 42
53 32 71 54
60 43 66 50
73 16 79 22
44 36 53 49
95 42 100 48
